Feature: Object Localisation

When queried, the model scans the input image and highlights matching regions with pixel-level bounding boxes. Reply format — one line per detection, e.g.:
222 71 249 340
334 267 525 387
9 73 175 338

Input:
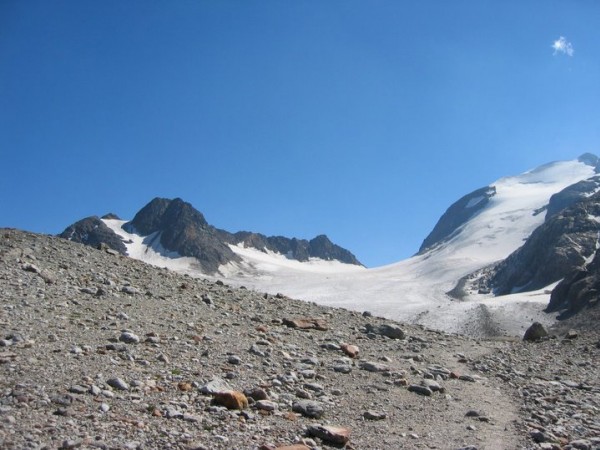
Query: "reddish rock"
177 382 193 391
213 390 248 410
282 318 329 331
340 343 359 358
308 424 350 445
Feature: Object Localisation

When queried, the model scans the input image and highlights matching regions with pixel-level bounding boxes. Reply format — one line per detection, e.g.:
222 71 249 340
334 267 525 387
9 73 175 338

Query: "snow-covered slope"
102 157 596 336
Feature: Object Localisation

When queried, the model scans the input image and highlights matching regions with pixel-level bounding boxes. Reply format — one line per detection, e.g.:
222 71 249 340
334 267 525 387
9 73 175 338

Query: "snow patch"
102 219 202 275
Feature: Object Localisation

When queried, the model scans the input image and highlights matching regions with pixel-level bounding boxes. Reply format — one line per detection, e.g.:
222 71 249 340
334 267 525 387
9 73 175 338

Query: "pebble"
363 409 386 420
119 331 140 344
407 384 432 396
106 377 129 391
291 400 324 418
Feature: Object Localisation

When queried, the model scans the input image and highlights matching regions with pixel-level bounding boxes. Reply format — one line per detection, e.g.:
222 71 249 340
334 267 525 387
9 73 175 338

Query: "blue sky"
1 1 599 267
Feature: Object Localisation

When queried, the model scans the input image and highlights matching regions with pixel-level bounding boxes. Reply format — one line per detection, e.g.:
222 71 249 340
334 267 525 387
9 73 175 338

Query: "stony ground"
0 229 598 450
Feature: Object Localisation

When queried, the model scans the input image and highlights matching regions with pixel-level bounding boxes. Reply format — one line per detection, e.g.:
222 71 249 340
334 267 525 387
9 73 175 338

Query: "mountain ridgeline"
60 197 362 273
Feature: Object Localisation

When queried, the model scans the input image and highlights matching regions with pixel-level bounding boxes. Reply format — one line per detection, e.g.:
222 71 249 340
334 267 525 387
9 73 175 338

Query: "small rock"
523 322 548 341
200 377 231 395
68 385 88 395
119 332 140 344
244 387 269 401
567 439 592 450
227 355 241 365
421 379 443 392
106 377 129 391
292 400 324 418
565 329 578 340
307 424 350 445
21 263 40 273
365 323 405 339
340 343 359 358
212 390 248 410
121 286 139 295
459 374 476 382
177 382 193 391
359 361 389 373
407 384 432 396
363 410 386 420
282 318 328 331
201 293 213 305
255 400 278 411
333 364 352 374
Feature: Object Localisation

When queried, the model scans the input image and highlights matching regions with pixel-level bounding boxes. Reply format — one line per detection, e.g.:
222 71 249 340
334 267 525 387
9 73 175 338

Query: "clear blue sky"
1 1 599 267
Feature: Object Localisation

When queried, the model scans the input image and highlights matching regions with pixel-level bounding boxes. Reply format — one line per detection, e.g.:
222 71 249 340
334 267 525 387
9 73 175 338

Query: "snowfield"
104 158 595 337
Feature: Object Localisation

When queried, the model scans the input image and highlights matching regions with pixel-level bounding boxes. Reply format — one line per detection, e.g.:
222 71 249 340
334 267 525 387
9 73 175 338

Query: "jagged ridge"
59 197 362 273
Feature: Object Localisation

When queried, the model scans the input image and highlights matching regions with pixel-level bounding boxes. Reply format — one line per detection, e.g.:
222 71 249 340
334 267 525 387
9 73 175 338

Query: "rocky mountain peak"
308 234 362 265
125 197 209 236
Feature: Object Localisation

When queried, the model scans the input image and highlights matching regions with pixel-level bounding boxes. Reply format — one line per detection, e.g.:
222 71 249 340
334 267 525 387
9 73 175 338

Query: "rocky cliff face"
488 193 600 295
547 250 600 318
59 197 362 273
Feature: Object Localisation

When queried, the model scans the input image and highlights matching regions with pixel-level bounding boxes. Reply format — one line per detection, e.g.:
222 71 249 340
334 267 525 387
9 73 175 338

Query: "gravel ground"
0 229 598 450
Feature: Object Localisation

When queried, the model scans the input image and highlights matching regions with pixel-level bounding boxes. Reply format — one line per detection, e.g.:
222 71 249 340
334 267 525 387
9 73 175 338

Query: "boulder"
523 322 548 341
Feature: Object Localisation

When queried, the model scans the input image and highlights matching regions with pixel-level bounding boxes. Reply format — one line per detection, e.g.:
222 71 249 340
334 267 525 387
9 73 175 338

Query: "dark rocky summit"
124 197 239 274
60 197 362 273
419 186 496 253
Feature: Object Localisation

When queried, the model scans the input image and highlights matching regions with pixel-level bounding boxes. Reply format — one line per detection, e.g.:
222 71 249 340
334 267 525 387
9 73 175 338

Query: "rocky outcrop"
546 249 600 318
488 192 600 295
59 216 127 255
545 176 600 219
419 186 496 253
